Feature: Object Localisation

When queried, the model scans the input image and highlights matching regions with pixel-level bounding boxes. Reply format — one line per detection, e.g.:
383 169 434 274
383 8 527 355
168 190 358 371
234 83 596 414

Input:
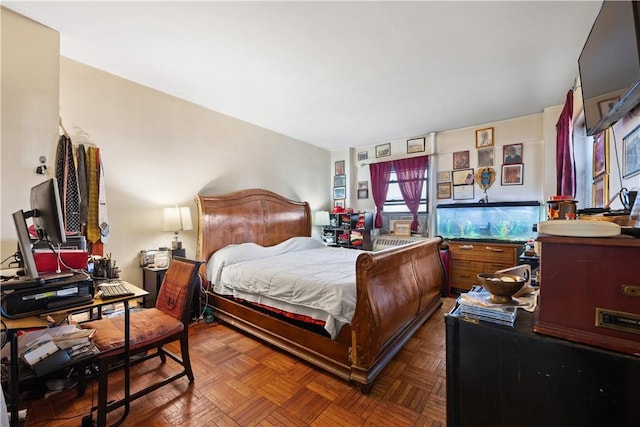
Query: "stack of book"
457 286 518 327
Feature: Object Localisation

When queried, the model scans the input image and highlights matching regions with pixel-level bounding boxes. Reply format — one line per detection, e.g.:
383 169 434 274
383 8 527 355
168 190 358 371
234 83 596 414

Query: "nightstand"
142 266 167 308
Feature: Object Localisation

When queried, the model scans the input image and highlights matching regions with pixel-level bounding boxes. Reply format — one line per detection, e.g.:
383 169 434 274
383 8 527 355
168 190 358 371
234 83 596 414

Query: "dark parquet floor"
20 297 455 426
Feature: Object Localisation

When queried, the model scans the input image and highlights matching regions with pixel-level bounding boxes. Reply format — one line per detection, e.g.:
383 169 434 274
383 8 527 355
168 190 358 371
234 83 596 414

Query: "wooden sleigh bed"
195 188 445 392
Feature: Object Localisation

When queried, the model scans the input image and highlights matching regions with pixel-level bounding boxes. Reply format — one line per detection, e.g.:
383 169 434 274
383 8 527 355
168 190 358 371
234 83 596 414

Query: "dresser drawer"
450 261 481 291
449 242 517 265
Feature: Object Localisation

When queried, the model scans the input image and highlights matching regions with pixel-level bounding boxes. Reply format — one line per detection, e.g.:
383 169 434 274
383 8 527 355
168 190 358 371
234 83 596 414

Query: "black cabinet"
445 307 640 427
142 266 167 308
322 212 373 250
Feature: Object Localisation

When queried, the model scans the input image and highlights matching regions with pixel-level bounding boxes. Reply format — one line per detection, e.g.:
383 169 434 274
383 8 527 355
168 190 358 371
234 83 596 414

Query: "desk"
1 281 147 427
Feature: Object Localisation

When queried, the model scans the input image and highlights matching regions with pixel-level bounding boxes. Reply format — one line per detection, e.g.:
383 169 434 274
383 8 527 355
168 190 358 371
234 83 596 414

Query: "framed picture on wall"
357 189 369 199
357 151 368 161
501 164 523 185
503 143 523 164
592 130 608 178
334 200 345 209
334 174 346 187
407 137 425 154
598 97 619 117
333 186 345 199
452 168 474 186
592 175 609 208
376 143 391 158
622 125 640 178
437 170 451 182
453 150 470 170
477 147 494 167
437 182 452 199
335 160 345 175
475 127 494 148
453 184 474 200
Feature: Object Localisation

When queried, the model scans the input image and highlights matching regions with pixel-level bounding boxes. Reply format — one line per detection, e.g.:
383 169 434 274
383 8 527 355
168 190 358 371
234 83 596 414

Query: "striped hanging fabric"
75 144 88 231
86 146 101 243
55 134 81 234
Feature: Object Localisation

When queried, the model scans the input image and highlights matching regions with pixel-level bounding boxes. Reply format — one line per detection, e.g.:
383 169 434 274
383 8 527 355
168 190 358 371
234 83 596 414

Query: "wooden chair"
82 257 203 427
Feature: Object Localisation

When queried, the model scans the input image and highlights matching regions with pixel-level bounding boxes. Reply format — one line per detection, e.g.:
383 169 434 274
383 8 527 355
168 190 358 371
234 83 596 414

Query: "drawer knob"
621 284 640 297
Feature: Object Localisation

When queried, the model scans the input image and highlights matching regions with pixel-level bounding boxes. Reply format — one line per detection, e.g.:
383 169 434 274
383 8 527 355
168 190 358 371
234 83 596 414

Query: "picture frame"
358 181 368 190
452 168 475 186
393 221 412 237
477 147 494 167
501 164 524 185
357 151 368 161
453 150 470 170
333 186 346 200
592 130 608 178
503 143 523 164
437 170 451 182
333 174 346 187
598 97 619 117
622 124 640 178
475 127 494 148
357 189 369 199
335 160 345 175
334 200 345 209
407 137 426 154
376 143 391 158
453 184 474 200
592 175 609 208
437 182 452 199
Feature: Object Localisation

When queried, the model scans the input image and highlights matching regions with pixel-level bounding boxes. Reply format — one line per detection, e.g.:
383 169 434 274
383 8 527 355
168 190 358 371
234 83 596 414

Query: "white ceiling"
4 1 603 151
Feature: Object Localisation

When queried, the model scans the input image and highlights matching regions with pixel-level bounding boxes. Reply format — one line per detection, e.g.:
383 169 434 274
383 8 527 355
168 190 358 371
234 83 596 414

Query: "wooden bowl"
477 273 526 304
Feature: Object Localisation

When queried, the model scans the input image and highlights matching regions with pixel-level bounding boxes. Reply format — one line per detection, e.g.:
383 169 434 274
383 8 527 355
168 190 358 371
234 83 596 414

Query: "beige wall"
1 8 60 260
1 10 331 285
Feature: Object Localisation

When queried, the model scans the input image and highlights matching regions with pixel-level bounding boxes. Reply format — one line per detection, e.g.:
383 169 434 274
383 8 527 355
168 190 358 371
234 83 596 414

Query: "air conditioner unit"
373 235 427 251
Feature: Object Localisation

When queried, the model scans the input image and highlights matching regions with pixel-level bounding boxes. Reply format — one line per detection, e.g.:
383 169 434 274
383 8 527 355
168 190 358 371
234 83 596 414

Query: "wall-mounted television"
579 0 640 136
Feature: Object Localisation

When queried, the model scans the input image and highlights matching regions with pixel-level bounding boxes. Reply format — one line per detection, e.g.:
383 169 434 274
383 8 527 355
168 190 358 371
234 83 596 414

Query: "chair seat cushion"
82 308 183 353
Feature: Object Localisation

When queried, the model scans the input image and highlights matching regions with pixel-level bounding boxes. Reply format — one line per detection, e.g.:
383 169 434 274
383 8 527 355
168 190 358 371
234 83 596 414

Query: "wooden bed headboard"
195 188 312 262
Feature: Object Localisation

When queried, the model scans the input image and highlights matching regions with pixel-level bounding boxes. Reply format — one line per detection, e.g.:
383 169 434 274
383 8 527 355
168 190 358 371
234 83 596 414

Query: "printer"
2 273 94 318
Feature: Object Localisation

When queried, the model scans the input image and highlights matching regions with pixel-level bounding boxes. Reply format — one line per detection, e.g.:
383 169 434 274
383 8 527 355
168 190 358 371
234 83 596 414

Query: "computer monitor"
30 178 66 245
11 178 67 280
12 210 40 280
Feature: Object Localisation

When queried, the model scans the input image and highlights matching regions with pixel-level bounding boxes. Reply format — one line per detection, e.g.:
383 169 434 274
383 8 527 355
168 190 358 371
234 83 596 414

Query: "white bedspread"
207 237 361 339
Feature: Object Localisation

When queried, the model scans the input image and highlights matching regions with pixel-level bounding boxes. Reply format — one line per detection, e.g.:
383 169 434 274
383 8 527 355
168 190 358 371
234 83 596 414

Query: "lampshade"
162 206 193 232
314 210 331 226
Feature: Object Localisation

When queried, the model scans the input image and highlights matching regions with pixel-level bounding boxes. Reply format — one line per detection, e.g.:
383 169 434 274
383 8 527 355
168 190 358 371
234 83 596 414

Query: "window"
573 124 593 209
383 165 429 213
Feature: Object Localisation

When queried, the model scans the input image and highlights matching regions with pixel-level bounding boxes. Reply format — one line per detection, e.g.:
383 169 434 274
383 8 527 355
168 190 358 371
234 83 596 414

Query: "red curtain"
556 90 575 197
393 156 429 231
369 161 392 228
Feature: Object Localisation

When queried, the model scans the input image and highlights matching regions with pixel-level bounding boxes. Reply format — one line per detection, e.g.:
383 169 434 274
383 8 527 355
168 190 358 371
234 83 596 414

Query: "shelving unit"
322 212 373 250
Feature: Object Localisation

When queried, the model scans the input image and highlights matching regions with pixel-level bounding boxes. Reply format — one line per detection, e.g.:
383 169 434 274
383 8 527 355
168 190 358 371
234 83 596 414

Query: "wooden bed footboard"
350 237 445 388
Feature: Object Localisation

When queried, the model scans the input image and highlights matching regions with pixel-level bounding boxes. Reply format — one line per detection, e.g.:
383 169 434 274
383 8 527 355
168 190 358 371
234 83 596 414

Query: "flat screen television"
579 0 640 136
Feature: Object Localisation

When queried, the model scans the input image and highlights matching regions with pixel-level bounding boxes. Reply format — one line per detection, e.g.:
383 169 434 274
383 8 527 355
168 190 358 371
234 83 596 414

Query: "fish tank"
436 201 542 243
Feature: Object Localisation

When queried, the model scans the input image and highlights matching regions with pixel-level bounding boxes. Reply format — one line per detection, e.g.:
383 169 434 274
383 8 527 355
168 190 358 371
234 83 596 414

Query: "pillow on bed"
207 237 325 284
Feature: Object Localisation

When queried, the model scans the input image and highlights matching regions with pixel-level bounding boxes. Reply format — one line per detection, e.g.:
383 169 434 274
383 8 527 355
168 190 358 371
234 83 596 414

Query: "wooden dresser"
447 241 521 292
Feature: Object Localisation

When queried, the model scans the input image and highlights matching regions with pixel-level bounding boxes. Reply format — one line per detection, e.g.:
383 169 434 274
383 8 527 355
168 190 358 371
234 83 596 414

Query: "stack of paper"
19 326 98 377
